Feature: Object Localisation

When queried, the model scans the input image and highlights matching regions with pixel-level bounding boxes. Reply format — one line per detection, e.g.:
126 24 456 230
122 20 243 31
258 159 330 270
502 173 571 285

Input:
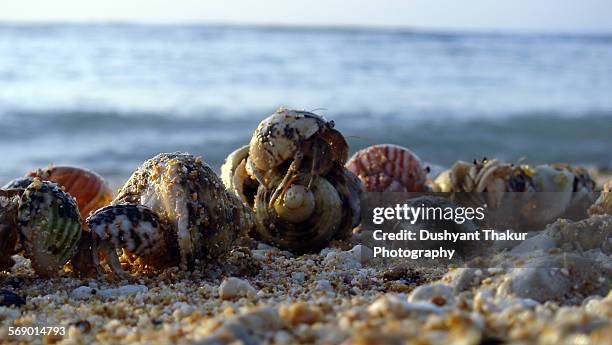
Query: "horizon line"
1 18 612 37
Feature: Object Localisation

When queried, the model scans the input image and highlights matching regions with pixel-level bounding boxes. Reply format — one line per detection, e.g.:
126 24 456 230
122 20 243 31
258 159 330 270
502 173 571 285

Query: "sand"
1 212 611 345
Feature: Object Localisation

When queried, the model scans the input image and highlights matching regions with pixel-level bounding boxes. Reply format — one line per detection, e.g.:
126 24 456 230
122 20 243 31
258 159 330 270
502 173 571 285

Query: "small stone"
219 277 256 300
350 245 374 264
315 279 334 292
291 272 306 283
279 302 322 325
409 283 455 306
0 289 25 307
98 285 148 298
71 286 94 300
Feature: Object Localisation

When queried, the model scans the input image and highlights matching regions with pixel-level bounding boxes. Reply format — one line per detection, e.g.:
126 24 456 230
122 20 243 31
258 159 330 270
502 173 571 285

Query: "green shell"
17 180 82 277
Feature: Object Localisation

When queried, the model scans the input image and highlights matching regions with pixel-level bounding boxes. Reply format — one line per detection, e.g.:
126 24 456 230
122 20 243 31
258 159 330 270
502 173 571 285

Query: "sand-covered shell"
27 166 113 217
247 108 349 186
346 144 428 192
101 152 253 270
17 179 82 277
223 110 361 253
589 179 612 216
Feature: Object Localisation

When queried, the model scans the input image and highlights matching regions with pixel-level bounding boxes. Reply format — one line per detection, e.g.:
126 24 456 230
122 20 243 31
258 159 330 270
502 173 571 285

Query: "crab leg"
98 240 131 279
269 152 303 208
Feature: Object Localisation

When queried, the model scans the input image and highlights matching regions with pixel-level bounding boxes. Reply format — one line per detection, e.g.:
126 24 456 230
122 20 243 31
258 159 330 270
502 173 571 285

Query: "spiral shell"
346 144 428 192
90 152 253 273
28 166 113 217
17 179 82 277
224 110 361 252
221 145 259 206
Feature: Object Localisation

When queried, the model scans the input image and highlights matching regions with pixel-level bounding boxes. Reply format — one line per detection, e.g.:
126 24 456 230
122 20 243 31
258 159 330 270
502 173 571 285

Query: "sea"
1 22 611 184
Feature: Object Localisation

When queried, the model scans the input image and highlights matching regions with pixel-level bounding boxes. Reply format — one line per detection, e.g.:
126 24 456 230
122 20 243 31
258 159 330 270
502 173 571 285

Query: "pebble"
315 279 334 292
409 283 455 306
0 289 25 307
349 244 374 264
219 277 256 300
71 285 148 300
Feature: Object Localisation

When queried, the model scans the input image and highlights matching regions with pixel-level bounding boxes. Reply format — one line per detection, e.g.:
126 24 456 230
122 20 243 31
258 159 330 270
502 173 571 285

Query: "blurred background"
1 0 611 185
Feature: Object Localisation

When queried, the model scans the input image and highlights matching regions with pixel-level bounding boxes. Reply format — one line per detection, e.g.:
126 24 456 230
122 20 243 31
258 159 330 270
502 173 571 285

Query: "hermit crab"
433 158 596 228
346 144 429 192
0 179 82 277
84 152 253 277
222 108 362 253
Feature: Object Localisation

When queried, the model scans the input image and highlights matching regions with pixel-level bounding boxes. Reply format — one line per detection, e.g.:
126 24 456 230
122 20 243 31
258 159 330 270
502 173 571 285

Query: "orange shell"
346 144 427 192
28 166 114 217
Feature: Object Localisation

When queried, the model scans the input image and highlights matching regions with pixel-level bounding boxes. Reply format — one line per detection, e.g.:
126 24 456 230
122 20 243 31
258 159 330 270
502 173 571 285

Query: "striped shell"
346 144 428 192
17 179 82 277
28 166 113 217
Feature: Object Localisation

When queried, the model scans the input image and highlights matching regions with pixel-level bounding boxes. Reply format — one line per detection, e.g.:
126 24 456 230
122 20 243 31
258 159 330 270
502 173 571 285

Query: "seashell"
85 152 253 276
224 110 360 252
248 108 349 190
589 179 612 216
3 177 35 189
17 179 82 277
0 190 20 271
249 108 347 172
87 204 178 274
346 144 428 192
221 145 259 206
28 166 113 217
254 174 343 252
436 159 597 229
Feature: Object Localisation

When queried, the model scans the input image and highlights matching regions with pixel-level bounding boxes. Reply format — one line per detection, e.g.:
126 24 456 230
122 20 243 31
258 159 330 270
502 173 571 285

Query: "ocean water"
1 23 611 184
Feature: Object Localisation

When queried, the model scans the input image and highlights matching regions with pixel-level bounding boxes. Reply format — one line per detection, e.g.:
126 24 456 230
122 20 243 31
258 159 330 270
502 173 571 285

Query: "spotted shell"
346 144 428 192
109 152 253 270
248 108 348 182
86 204 179 272
17 180 82 277
28 166 113 217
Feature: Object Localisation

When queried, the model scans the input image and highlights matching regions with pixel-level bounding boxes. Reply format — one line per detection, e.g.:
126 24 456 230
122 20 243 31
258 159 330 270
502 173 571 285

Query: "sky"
1 0 612 33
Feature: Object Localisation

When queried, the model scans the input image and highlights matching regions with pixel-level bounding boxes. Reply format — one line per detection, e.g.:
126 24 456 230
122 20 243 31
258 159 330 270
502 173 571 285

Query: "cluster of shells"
433 159 598 228
0 107 610 279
